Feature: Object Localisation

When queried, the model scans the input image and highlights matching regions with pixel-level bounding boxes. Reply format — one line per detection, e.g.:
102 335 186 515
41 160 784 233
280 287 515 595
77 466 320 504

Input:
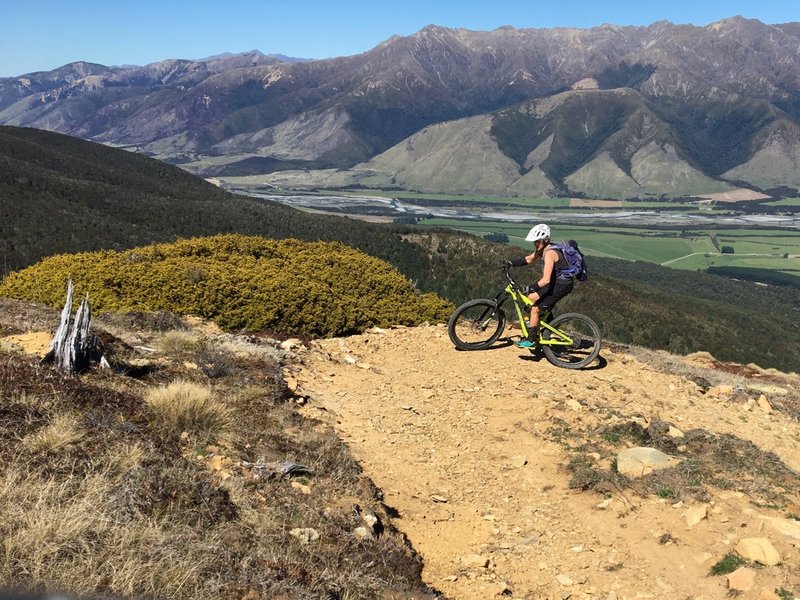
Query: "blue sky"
2 0 799 77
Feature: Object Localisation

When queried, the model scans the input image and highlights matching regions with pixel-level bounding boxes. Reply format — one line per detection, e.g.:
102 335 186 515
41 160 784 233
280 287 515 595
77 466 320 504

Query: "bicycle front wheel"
447 299 506 350
542 312 602 369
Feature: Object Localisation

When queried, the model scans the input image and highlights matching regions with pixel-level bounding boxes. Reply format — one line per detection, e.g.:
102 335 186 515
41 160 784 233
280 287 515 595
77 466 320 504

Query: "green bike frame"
494 282 574 348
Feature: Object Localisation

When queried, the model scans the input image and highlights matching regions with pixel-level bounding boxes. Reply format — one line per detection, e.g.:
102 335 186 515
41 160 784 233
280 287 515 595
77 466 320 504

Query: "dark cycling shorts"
534 278 574 312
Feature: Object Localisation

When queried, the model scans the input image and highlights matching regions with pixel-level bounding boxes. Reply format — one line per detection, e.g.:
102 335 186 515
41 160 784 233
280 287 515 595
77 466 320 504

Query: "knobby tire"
542 312 602 369
447 299 506 350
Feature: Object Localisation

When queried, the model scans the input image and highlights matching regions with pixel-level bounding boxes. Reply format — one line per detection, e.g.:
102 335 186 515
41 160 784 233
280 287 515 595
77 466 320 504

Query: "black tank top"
548 246 568 269
548 246 571 281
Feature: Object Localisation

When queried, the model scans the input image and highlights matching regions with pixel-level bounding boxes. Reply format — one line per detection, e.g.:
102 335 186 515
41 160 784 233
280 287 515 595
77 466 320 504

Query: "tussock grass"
9 390 53 410
159 330 201 354
0 462 224 599
105 441 147 475
145 381 231 443
22 412 84 453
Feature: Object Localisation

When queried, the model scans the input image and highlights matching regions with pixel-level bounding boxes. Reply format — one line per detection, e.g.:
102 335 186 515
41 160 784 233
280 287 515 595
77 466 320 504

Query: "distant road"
661 252 775 266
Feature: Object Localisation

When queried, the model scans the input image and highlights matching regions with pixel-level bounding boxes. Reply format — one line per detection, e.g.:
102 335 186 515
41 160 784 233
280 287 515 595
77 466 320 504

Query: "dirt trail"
295 323 800 599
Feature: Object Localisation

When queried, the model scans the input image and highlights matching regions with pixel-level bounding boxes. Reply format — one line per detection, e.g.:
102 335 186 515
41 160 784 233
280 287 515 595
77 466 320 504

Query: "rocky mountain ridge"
3 17 800 197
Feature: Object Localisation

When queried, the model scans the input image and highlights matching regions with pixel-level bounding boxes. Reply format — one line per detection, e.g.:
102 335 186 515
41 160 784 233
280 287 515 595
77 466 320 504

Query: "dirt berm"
294 323 800 600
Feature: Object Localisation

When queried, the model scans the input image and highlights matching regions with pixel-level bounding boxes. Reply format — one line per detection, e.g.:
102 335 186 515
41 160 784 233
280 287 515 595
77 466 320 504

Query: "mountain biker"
504 224 574 348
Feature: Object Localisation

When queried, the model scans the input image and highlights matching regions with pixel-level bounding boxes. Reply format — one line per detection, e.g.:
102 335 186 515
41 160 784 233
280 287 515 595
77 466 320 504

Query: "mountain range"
2 17 800 198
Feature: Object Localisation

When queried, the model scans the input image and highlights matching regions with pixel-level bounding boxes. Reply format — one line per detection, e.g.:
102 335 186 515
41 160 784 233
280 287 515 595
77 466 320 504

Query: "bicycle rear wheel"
448 299 506 350
542 312 601 369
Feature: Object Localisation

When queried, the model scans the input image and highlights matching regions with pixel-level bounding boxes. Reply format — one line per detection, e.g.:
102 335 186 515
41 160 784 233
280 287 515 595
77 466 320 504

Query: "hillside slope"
2 125 799 372
0 126 433 277
298 324 800 599
0 300 437 599
271 89 742 199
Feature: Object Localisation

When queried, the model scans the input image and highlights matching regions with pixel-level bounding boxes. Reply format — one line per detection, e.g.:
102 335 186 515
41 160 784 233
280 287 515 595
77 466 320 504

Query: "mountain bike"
447 265 602 369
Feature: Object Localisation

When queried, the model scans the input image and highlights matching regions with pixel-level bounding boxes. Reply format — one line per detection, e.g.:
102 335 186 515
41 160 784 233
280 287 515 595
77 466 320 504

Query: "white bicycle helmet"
525 223 551 242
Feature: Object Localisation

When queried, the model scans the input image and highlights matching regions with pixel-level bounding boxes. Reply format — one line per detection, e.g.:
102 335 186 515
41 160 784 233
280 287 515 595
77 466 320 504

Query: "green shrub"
709 553 746 576
0 235 453 338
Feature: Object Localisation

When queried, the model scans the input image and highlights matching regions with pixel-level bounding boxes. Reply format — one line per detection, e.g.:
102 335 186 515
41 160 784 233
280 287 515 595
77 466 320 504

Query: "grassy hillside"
2 126 799 371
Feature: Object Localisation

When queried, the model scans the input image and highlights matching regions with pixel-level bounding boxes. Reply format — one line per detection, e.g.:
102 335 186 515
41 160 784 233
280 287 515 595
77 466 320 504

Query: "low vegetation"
0 302 435 599
0 235 452 338
144 381 232 445
709 553 747 576
548 351 800 511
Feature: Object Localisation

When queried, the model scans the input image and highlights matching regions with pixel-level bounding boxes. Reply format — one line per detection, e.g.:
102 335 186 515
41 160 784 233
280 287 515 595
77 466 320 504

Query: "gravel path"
297 324 800 599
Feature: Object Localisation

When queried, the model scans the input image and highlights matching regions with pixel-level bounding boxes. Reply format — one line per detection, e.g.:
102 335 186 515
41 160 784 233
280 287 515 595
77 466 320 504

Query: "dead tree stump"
45 279 99 373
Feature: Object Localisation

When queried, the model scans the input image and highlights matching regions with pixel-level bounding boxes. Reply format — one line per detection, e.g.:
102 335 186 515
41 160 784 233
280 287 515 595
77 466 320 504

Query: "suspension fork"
491 289 510 321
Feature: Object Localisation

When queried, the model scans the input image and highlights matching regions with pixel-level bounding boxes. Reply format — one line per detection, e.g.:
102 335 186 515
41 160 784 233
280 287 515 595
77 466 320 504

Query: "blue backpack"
552 240 588 282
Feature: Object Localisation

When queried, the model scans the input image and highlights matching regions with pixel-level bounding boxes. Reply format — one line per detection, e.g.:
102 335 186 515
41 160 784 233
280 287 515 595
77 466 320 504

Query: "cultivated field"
231 185 800 278
421 218 800 275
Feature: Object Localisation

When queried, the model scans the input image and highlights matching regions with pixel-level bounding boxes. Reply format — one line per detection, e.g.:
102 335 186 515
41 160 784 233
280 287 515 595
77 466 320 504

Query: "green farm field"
763 197 800 207
421 218 800 275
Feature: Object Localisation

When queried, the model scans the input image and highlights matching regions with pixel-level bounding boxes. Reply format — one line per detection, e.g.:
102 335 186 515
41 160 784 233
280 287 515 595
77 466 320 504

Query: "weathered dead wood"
47 278 74 362
45 279 103 373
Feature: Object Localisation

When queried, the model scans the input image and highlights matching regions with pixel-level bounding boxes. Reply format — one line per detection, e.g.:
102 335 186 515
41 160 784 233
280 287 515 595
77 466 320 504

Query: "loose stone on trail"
683 504 708 528
727 567 757 591
735 538 781 566
460 554 489 569
511 455 527 468
615 447 678 478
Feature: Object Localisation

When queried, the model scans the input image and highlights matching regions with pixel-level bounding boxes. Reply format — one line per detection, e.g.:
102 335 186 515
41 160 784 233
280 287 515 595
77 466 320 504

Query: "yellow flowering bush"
0 235 453 337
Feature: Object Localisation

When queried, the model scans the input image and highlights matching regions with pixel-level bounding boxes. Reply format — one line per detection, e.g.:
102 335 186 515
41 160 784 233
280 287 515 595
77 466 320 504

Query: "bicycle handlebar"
500 264 520 288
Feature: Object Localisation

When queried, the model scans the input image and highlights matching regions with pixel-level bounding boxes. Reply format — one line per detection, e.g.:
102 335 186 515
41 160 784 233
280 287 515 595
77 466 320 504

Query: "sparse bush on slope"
0 234 453 337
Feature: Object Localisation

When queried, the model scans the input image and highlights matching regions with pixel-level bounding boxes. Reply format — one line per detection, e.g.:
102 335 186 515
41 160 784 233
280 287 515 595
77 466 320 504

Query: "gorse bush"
0 235 453 337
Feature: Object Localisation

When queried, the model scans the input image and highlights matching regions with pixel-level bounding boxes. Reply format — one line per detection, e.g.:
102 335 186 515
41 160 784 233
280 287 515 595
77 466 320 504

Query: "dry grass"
22 412 85 453
145 380 231 443
626 346 748 390
0 301 435 600
105 441 147 475
0 297 59 334
159 330 202 354
0 462 224 599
